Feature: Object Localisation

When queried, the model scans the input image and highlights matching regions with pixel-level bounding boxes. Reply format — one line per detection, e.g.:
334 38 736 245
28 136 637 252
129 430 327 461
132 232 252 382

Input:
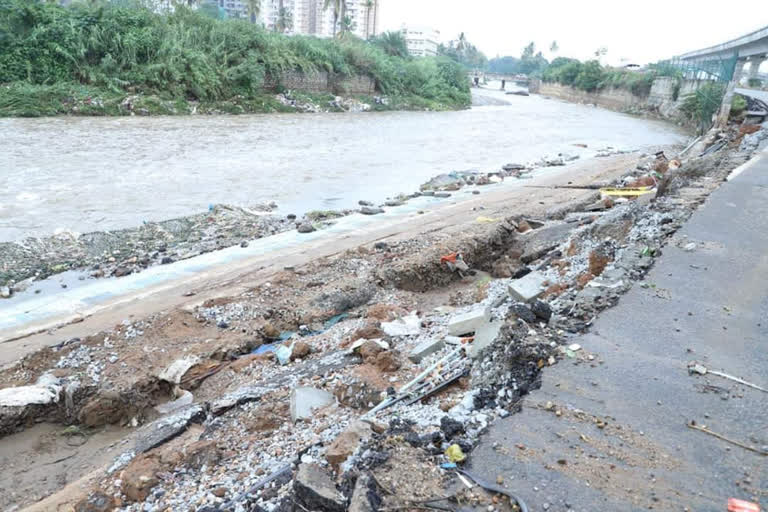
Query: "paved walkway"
470 151 768 511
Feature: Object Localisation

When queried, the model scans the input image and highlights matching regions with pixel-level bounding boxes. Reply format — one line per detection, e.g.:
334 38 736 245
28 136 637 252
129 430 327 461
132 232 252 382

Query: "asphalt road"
469 151 768 511
737 87 768 105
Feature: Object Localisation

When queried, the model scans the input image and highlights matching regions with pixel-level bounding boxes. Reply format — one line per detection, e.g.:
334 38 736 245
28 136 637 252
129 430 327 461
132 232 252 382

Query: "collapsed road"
0 123 766 512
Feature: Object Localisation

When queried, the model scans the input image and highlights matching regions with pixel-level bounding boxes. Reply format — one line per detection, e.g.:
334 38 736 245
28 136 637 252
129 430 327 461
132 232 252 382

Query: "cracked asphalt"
469 150 768 512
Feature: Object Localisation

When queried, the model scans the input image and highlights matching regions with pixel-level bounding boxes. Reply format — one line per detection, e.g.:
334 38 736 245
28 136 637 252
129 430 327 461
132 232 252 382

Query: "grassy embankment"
0 0 470 116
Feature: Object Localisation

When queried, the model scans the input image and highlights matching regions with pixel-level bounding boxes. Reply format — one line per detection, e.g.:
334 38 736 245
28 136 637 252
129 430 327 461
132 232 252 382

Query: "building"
216 0 380 39
400 25 440 57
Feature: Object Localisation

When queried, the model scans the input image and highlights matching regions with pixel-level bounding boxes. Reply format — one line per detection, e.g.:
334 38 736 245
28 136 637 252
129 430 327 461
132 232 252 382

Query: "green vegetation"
370 31 409 58
542 57 680 97
0 0 469 117
488 42 548 76
731 94 747 116
438 32 488 71
679 82 725 133
747 78 763 88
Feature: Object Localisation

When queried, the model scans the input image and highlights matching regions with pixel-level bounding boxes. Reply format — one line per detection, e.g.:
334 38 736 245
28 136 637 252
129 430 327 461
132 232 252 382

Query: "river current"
0 89 686 241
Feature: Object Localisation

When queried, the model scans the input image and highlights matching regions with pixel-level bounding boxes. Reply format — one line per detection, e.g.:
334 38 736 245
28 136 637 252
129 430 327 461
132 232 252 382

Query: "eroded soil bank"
0 122 764 512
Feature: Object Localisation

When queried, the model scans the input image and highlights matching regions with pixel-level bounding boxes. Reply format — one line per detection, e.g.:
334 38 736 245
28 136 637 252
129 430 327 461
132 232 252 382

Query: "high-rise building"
215 0 380 39
400 25 440 57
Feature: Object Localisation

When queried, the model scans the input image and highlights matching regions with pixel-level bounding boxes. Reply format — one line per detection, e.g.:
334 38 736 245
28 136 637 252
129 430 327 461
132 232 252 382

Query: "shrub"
0 0 470 114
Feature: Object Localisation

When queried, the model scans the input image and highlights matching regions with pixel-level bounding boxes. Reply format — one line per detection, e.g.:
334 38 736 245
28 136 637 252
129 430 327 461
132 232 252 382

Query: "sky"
380 0 768 66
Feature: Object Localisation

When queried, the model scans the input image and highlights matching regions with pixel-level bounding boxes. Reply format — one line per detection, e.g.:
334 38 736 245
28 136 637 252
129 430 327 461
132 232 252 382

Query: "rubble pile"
0 125 764 512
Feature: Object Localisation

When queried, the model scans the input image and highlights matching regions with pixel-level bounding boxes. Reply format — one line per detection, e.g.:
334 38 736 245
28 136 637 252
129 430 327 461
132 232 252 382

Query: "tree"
323 0 347 37
522 42 535 60
340 14 355 36
488 56 520 74
372 0 379 37
372 31 409 58
594 47 607 60
439 33 488 70
550 41 558 54
574 60 604 91
457 32 467 52
518 42 547 75
245 0 260 24
275 0 293 33
363 0 374 39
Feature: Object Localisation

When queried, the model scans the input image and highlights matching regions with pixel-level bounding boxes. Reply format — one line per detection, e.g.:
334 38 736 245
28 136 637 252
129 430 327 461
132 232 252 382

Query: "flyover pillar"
748 55 766 80
717 58 746 127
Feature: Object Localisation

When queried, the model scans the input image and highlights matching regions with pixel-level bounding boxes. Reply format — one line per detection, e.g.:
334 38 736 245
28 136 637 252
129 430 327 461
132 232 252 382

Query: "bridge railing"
657 53 739 82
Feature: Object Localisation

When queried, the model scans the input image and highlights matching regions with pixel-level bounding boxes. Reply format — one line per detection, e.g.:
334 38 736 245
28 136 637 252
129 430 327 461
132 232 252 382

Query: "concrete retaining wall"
264 71 376 95
537 78 710 120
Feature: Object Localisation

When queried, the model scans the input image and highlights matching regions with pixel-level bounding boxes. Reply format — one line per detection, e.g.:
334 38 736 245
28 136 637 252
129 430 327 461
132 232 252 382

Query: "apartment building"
400 25 440 57
216 0 380 39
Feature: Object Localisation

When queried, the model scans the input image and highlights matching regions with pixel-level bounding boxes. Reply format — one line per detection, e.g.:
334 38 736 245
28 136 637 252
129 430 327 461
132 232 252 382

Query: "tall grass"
0 0 470 115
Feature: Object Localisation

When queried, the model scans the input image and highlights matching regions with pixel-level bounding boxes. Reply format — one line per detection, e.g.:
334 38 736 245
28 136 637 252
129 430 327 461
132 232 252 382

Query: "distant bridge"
468 72 529 85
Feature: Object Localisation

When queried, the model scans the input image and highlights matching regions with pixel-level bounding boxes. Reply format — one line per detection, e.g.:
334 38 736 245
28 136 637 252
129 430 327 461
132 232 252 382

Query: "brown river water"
0 89 686 241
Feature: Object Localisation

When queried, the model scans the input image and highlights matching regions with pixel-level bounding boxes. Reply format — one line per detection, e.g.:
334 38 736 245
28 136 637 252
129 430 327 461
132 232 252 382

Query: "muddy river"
0 89 686 241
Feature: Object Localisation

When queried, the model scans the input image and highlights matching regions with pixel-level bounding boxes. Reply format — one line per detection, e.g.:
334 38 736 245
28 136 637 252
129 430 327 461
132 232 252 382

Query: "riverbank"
0 83 467 117
0 125 763 512
0 2 470 118
0 145 633 298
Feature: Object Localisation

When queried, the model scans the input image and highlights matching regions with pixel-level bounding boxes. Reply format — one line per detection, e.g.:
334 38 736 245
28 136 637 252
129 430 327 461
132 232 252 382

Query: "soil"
0 124 760 512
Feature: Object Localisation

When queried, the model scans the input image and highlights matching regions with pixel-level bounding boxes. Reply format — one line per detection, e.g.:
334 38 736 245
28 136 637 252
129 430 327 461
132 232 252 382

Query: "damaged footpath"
0 123 764 512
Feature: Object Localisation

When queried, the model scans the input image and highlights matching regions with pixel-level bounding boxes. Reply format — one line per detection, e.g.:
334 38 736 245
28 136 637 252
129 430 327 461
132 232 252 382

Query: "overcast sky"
380 0 768 65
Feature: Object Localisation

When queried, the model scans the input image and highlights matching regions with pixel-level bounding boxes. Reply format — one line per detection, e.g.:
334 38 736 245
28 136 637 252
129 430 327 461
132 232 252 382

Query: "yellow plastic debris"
599 187 654 197
445 444 467 463
476 216 499 223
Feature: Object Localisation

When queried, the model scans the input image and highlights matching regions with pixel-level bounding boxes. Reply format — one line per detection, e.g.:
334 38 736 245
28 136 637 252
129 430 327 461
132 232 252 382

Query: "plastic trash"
445 444 466 463
728 498 760 512
275 345 293 365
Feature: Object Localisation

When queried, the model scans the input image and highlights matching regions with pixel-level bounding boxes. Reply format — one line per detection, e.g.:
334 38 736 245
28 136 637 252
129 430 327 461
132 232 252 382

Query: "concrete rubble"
508 270 548 302
290 387 336 422
0 123 764 512
447 307 489 335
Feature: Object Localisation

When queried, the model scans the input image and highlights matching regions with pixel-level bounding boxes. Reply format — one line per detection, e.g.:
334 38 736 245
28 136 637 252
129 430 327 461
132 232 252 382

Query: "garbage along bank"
0 144 628 299
0 126 764 512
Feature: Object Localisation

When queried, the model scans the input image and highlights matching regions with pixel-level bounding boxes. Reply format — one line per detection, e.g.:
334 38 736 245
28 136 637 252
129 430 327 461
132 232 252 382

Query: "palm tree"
372 31 409 58
275 0 293 33
456 32 467 52
323 0 347 37
363 0 374 38
245 0 261 24
550 41 559 54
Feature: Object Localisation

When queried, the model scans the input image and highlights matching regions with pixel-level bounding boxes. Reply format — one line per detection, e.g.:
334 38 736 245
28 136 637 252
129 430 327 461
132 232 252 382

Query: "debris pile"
0 126 763 512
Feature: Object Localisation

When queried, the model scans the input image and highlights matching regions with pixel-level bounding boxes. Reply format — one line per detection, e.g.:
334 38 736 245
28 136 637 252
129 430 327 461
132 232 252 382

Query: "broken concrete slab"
508 271 548 302
158 356 200 384
408 338 446 363
133 404 205 454
211 385 268 416
294 463 346 512
290 387 335 422
448 308 490 336
380 311 420 337
0 384 60 407
467 321 503 359
520 222 574 263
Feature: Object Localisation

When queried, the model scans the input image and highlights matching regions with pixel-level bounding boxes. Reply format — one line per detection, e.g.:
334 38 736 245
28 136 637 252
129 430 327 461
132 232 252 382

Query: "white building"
400 25 440 57
216 0 380 39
